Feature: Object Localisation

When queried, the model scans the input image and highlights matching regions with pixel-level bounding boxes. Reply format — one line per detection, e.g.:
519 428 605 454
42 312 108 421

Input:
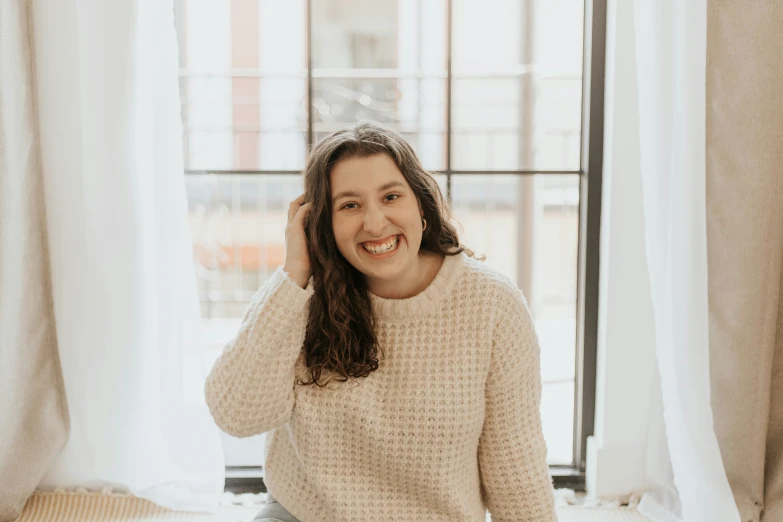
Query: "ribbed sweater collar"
368 250 467 319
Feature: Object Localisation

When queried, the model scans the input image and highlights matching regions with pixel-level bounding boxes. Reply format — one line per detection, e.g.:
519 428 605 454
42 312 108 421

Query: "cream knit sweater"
204 251 557 522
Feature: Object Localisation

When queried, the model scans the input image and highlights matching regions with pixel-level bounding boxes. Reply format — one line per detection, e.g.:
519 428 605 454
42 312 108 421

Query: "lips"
360 234 402 256
361 234 399 247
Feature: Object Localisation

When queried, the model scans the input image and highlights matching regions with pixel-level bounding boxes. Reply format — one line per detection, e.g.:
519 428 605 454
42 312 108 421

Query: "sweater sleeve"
204 266 314 438
478 285 558 522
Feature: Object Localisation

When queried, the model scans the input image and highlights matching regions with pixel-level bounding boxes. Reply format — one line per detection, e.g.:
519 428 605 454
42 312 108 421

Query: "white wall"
586 0 656 498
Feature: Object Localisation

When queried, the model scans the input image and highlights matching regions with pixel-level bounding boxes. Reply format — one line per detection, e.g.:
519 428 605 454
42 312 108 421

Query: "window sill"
224 466 585 494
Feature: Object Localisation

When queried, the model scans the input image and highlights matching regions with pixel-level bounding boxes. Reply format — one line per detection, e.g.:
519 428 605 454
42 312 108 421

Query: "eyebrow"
332 181 406 204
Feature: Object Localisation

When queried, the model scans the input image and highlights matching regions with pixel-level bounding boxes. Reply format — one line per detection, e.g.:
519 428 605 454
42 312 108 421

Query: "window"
175 0 604 490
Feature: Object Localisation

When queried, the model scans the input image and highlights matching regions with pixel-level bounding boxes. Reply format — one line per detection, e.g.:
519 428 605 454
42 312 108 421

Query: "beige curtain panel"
0 1 70 521
706 2 783 522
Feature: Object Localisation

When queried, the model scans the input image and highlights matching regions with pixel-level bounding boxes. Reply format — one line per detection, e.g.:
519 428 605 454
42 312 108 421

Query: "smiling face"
330 153 425 286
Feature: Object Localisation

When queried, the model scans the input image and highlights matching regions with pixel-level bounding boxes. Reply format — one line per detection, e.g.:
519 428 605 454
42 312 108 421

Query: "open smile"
360 234 401 257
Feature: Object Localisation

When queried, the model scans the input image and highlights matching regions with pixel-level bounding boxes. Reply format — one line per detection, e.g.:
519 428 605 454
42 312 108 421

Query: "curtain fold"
630 1 740 521
628 1 783 521
25 0 224 513
0 1 69 520
705 3 783 521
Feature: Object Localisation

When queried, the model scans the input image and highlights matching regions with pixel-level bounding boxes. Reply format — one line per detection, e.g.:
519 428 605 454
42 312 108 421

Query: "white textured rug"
14 488 651 521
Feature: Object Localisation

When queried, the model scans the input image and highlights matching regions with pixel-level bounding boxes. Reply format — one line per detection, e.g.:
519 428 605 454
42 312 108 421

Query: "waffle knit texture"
204 251 557 522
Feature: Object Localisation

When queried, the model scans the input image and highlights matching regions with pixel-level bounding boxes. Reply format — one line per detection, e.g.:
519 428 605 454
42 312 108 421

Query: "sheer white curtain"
31 0 224 512
630 1 740 521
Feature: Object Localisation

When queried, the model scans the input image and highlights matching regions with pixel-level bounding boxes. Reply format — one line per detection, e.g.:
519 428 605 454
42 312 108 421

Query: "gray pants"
252 492 302 522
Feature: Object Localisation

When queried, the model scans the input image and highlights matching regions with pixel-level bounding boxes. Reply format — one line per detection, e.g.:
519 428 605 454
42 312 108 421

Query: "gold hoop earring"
422 218 427 232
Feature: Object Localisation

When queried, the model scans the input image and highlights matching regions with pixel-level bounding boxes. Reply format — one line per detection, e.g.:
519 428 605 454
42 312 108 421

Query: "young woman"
205 122 557 522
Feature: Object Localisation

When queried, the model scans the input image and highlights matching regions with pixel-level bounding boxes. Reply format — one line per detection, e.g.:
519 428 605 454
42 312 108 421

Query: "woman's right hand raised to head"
282 193 312 289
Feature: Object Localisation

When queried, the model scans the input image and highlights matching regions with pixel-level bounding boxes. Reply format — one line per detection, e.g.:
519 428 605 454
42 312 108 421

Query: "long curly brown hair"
297 121 484 388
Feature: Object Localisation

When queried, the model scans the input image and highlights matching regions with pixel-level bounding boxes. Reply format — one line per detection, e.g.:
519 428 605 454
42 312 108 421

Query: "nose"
363 205 388 236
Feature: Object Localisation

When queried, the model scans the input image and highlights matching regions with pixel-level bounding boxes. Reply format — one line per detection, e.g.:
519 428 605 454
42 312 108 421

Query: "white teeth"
363 235 399 254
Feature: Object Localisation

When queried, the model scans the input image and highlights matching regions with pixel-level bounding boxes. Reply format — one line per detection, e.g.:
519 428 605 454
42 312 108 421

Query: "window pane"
311 0 447 71
178 0 307 171
451 0 584 171
450 174 579 465
312 0 448 170
186 174 303 318
312 77 447 171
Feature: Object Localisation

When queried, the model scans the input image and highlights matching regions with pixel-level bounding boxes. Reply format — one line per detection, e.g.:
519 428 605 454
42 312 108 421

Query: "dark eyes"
341 194 399 210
